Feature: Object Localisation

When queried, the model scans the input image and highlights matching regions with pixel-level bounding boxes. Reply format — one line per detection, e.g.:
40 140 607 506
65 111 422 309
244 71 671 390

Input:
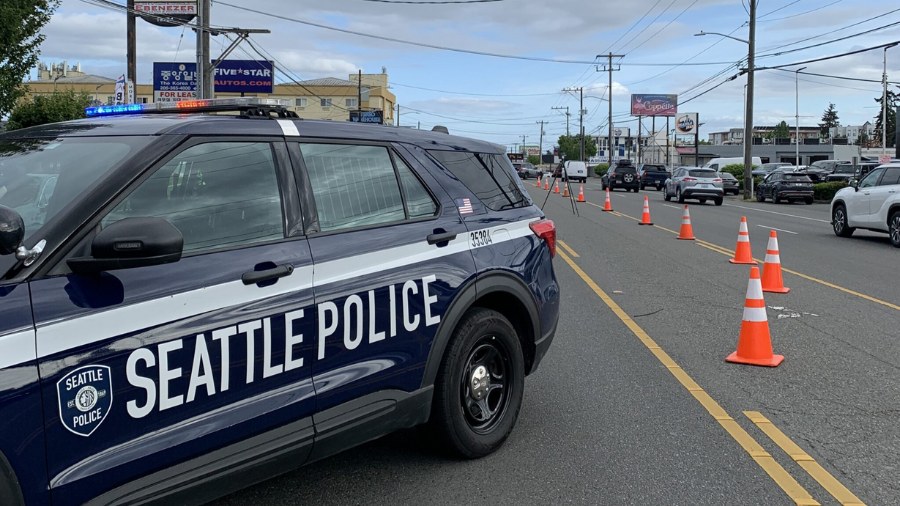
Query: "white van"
703 157 761 172
563 161 588 182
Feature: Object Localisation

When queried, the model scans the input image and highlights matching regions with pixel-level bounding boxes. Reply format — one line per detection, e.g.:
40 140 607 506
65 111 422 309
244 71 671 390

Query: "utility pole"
521 134 527 154
537 120 545 166
597 53 624 164
358 69 362 116
196 0 211 99
563 87 585 161
396 104 400 127
743 0 756 199
552 106 570 136
127 0 136 96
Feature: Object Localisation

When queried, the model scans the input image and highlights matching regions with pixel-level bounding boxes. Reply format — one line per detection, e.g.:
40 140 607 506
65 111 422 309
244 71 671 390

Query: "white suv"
830 163 900 247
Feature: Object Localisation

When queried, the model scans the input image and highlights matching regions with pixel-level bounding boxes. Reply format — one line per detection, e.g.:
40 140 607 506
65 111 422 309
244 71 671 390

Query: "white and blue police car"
0 98 559 504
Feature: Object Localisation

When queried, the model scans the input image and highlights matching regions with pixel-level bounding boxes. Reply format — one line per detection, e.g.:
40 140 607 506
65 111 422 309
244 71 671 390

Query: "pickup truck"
637 163 670 190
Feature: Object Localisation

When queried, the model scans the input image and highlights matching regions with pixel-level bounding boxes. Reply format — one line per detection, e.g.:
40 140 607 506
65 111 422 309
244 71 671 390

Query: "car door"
848 168 882 225
862 168 900 227
32 139 318 504
289 141 475 460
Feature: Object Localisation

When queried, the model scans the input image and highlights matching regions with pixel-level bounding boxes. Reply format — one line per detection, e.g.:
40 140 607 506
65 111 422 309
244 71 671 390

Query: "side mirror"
850 179 859 190
67 217 184 274
0 205 25 256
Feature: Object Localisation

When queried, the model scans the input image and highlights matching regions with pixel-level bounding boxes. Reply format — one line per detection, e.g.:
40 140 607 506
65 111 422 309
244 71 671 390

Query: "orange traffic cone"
554 180 560 194
728 216 756 264
543 177 550 190
677 205 695 240
726 266 784 367
602 188 613 212
562 184 570 197
577 183 586 203
638 195 653 225
761 230 790 293
535 175 542 187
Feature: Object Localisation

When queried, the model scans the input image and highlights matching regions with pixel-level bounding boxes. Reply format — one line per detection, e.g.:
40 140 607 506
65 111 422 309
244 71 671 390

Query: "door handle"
427 231 457 246
242 264 294 285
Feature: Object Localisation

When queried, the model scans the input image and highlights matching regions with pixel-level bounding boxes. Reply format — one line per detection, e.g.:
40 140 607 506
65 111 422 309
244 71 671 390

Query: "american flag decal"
457 198 473 214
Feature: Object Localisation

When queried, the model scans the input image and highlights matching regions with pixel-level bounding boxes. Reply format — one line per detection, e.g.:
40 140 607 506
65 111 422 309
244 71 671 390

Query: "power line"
755 40 900 70
758 0 842 23
625 0 701 56
758 0 801 19
390 82 561 97
771 68 900 86
758 19 900 58
359 0 502 3
601 0 663 56
757 7 900 53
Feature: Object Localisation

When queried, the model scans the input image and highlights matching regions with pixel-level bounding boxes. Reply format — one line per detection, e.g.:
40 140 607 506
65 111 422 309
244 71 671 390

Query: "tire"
609 183 615 192
663 187 671 201
676 187 684 203
640 183 646 190
756 191 765 203
773 193 781 204
832 204 854 237
699 198 707 204
714 197 723 206
432 308 525 458
889 210 900 248
633 187 639 193
657 184 663 192
805 197 814 205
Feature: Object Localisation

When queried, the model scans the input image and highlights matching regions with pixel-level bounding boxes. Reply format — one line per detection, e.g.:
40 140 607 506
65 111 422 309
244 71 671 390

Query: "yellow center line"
592 207 899 311
556 247 819 505
745 411 866 506
557 240 580 258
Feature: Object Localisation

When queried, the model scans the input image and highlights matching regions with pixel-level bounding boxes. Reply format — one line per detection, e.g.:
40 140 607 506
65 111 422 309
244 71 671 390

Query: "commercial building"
24 61 396 124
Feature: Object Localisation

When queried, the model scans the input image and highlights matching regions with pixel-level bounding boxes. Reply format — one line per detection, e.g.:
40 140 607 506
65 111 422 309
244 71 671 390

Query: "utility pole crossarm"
596 53 624 165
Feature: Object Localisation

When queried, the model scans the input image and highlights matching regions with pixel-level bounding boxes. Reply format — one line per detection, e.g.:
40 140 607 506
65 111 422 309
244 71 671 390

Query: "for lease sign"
153 62 197 103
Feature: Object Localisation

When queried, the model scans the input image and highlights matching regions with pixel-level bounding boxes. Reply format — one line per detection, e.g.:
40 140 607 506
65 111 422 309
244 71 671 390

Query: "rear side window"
880 167 900 186
428 150 529 211
644 165 665 172
688 170 717 178
616 166 637 174
299 143 437 232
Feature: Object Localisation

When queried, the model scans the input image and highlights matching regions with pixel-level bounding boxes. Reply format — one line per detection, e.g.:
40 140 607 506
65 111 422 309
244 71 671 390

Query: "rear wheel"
663 187 671 201
432 308 525 458
773 193 781 204
889 210 900 248
756 191 765 202
699 198 707 204
676 187 684 203
832 204 854 237
805 197 814 205
714 197 723 206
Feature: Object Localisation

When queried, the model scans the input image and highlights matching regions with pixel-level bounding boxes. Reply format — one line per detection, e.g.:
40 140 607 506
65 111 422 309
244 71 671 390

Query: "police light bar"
84 98 292 117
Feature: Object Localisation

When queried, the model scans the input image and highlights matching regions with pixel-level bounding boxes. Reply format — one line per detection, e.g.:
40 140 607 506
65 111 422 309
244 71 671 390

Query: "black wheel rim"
834 208 845 234
460 337 511 434
890 215 900 245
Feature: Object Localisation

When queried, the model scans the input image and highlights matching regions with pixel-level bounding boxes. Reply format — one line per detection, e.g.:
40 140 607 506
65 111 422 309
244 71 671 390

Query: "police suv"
0 99 559 505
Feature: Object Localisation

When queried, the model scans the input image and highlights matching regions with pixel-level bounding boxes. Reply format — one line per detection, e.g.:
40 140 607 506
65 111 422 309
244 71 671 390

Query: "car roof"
0 114 505 154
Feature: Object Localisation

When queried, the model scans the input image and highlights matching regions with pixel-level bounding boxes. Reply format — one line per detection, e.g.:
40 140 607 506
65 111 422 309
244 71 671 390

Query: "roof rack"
85 98 299 119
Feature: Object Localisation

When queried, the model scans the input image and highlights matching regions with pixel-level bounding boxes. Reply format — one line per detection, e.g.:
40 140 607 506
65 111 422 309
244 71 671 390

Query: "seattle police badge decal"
57 365 113 437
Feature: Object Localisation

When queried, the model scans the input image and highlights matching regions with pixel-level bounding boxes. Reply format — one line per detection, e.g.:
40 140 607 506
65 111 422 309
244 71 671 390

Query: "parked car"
513 162 541 179
703 156 761 172
794 165 831 183
563 160 588 183
825 162 879 183
663 166 724 205
717 171 740 195
601 161 640 192
637 163 669 190
831 162 900 247
751 162 792 177
755 170 814 204
809 159 848 175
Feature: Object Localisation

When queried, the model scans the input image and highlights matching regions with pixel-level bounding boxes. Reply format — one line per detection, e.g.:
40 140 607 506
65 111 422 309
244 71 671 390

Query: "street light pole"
795 66 806 166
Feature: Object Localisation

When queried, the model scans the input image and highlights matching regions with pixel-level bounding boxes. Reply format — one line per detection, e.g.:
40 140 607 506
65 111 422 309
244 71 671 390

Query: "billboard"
349 110 384 124
674 113 698 135
135 1 197 27
213 60 274 94
631 94 678 117
152 62 197 103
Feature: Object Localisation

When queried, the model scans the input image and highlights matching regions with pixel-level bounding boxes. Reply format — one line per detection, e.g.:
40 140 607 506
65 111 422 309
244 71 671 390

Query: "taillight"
530 219 556 258
713 178 722 182
683 177 696 182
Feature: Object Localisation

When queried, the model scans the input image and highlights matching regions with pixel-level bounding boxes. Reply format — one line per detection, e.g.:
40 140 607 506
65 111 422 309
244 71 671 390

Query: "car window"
103 142 284 253
0 137 151 240
858 168 884 189
879 167 900 186
783 173 811 182
688 170 716 178
427 150 528 211
394 154 438 218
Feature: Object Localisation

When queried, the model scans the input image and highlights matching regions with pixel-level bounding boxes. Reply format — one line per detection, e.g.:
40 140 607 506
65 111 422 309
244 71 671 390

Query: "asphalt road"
212 180 898 505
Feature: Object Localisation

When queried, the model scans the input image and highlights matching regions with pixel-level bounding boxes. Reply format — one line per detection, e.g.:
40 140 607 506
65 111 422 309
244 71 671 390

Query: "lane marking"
757 225 799 235
557 240 580 258
556 247 820 506
745 411 865 506
725 203 831 224
662 204 682 210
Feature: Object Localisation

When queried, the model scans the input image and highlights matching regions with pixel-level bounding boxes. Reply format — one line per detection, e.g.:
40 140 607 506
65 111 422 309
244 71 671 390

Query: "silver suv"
663 167 724 205
831 163 900 247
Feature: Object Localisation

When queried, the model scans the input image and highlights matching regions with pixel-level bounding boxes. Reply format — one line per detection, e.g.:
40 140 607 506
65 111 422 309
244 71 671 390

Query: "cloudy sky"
35 0 900 149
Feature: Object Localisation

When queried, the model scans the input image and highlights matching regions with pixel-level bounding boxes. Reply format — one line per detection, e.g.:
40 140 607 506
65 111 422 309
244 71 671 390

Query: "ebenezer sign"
135 1 197 27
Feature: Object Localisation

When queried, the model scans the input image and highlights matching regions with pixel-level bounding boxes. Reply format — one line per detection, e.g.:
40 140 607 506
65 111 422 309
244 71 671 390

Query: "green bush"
814 181 847 201
593 163 609 176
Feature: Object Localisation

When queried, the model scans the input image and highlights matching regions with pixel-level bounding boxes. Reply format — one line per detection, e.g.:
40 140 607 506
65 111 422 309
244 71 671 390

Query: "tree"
768 121 790 140
873 87 898 148
819 103 839 137
6 90 91 130
527 155 540 165
556 134 597 161
0 0 61 119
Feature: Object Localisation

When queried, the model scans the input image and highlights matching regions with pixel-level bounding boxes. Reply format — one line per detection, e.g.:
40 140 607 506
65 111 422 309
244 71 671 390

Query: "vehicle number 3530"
470 229 493 248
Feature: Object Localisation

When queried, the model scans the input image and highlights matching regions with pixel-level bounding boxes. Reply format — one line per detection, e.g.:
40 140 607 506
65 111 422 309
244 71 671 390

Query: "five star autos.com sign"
152 61 275 103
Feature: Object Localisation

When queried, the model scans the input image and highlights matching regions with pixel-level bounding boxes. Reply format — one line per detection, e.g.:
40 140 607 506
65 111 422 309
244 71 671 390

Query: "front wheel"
676 187 684 203
663 187 671 201
432 308 525 458
756 191 765 203
889 211 900 248
832 204 855 237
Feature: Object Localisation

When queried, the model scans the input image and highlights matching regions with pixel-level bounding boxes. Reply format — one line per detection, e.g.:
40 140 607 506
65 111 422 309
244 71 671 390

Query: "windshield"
688 170 717 178
782 174 812 182
0 136 151 241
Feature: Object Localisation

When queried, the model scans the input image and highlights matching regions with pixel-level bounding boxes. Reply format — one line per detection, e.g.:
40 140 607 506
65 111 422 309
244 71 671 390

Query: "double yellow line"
556 240 865 505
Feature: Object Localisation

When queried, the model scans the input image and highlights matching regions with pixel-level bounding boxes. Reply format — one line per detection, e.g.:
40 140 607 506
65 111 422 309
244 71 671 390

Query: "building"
830 123 874 145
707 125 822 146
25 61 396 124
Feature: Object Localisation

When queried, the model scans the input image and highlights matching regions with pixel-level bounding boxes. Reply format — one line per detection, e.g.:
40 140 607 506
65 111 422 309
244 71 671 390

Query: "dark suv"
637 163 669 191
0 99 559 505
602 160 640 192
756 170 814 204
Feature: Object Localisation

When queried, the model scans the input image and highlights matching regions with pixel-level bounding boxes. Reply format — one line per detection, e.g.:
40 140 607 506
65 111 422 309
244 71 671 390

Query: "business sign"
631 94 678 117
349 110 384 124
115 75 126 105
135 1 197 27
674 113 698 135
152 62 197 103
213 60 274 94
